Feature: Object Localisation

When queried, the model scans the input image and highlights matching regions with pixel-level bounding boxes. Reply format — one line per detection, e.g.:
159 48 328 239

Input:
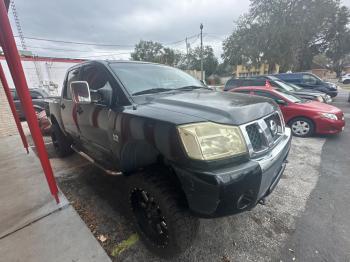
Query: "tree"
131 40 163 62
321 6 350 76
187 45 218 77
131 40 183 66
222 0 349 72
215 62 233 77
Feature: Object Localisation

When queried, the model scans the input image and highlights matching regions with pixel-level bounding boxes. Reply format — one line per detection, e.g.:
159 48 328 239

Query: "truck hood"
134 90 277 125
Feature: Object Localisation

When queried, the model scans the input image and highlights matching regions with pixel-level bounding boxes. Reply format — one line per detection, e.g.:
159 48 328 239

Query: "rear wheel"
289 117 315 137
127 170 199 258
51 122 73 157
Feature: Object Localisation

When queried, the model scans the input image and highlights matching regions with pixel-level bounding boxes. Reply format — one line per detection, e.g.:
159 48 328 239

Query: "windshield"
275 89 302 103
274 80 295 92
109 62 204 95
287 83 303 91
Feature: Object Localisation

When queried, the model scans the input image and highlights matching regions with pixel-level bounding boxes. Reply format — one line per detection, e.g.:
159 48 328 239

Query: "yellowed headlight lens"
177 122 247 160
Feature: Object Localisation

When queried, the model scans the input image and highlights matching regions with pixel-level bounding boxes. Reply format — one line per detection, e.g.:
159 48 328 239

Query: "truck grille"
246 123 266 152
264 113 283 140
243 112 284 155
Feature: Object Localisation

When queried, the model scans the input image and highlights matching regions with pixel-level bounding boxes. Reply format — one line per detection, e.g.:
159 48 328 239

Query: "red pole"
0 63 29 153
0 0 59 203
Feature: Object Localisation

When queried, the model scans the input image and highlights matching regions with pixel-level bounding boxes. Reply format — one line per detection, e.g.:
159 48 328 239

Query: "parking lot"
26 89 347 261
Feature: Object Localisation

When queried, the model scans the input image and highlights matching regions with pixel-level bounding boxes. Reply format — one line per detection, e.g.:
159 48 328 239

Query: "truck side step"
71 145 123 176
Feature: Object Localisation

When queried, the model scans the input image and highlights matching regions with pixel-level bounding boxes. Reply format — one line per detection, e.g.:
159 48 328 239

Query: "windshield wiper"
132 88 173 96
176 85 209 91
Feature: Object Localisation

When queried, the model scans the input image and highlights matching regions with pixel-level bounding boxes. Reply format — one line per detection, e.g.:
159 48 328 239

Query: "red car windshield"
275 89 303 103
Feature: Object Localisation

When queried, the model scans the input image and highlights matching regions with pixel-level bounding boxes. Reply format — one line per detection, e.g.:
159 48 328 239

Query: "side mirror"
276 99 287 106
70 81 91 104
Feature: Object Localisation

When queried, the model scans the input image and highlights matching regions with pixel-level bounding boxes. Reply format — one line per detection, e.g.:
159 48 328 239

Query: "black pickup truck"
49 61 292 258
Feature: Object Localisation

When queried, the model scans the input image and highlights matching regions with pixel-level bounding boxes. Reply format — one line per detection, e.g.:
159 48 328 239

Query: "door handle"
77 106 84 115
60 103 65 109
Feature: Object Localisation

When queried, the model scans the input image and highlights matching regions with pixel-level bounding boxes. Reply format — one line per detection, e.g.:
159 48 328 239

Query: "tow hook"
258 197 267 205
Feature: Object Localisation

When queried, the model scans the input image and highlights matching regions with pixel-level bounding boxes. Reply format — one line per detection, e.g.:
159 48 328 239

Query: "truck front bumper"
174 128 292 218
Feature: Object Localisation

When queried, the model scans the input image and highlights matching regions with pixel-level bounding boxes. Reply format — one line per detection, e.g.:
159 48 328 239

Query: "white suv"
340 73 350 84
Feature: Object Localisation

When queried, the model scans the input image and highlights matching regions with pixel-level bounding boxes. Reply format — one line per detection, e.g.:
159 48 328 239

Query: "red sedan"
231 86 345 137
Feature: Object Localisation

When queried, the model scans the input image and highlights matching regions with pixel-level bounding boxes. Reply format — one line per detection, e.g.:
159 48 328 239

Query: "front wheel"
289 117 315 137
127 171 199 258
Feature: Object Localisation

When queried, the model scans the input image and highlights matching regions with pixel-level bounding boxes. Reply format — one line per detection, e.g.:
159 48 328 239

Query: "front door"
76 64 115 163
61 67 81 139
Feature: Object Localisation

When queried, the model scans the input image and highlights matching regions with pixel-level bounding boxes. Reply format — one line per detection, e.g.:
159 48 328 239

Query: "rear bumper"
174 128 292 218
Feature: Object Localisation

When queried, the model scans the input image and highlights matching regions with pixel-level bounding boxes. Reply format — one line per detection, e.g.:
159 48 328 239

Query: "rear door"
60 67 81 139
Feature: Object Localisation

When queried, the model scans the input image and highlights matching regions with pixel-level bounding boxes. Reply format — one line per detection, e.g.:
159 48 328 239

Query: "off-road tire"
127 170 199 258
289 117 315 137
51 122 73 157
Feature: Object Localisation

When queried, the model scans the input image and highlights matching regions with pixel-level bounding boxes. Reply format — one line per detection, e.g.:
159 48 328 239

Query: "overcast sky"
8 0 350 61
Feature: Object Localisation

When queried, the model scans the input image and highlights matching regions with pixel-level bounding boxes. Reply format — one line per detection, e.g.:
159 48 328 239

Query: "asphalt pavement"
277 89 350 262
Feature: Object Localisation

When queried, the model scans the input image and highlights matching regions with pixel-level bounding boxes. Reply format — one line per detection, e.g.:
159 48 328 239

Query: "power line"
18 45 132 54
77 52 131 59
164 34 199 46
13 34 201 49
14 35 135 47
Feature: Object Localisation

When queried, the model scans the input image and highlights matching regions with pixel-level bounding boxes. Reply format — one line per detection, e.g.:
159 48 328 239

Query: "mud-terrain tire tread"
127 169 199 258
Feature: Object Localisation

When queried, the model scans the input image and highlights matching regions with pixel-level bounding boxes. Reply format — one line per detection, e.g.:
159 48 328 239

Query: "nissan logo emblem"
269 120 278 135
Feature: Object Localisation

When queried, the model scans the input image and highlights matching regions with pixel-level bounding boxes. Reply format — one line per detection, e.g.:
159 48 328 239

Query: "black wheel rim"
130 188 169 247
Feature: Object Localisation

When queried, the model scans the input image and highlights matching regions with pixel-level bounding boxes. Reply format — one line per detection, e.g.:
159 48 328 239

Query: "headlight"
177 122 247 160
320 113 338 120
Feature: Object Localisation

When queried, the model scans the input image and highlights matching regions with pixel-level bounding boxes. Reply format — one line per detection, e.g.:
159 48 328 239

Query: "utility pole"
200 23 204 81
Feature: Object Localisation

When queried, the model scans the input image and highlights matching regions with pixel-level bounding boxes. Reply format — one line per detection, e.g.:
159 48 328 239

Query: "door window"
63 68 80 100
254 91 280 100
302 74 317 85
81 65 113 106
